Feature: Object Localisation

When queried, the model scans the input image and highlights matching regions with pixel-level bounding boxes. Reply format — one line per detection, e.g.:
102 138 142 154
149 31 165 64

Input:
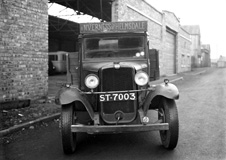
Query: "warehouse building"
182 25 201 68
201 44 211 67
217 55 226 68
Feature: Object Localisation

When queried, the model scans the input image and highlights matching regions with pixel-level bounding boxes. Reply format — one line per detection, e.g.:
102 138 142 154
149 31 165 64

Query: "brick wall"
0 0 48 104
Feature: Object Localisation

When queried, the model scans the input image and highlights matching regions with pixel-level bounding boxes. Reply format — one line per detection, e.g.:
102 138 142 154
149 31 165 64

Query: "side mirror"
66 53 72 84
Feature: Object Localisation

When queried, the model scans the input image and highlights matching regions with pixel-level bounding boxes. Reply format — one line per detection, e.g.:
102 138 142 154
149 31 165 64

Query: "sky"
49 0 226 59
48 3 101 23
146 0 226 59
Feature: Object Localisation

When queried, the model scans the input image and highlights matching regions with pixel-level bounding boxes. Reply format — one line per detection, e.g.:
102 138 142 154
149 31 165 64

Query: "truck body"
55 21 179 154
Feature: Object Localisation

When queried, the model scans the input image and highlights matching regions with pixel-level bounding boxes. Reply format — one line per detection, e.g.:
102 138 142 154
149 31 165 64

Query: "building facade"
112 0 191 76
178 27 192 72
182 25 201 68
217 56 226 68
201 44 211 67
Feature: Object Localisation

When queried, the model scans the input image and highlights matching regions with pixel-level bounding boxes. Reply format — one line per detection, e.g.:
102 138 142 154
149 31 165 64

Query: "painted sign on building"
80 21 147 33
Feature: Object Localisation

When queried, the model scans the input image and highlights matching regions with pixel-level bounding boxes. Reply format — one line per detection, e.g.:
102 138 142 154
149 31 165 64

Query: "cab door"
148 49 160 81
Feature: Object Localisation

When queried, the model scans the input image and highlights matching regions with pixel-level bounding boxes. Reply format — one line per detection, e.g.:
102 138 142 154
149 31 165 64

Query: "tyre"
61 103 77 154
158 97 179 150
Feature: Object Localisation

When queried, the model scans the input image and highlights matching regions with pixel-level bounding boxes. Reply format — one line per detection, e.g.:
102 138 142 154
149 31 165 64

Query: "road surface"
1 67 226 160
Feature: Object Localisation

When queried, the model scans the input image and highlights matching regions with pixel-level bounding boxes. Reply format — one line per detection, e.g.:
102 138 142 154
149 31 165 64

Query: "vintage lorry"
55 21 179 154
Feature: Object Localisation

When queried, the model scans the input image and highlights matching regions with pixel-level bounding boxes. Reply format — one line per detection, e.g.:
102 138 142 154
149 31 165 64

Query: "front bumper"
71 123 169 134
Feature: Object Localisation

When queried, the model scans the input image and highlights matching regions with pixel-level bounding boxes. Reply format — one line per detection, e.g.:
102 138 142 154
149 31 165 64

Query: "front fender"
143 83 179 115
55 87 94 120
150 83 179 100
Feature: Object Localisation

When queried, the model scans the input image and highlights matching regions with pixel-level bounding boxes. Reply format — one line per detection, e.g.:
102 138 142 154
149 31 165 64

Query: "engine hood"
83 61 148 72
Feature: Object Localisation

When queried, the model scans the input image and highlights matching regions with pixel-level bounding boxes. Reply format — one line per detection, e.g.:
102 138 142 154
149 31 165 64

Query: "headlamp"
134 71 149 86
85 74 99 89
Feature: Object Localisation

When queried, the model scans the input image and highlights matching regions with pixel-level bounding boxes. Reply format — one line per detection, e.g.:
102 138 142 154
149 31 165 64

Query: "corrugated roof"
49 0 112 22
182 25 200 35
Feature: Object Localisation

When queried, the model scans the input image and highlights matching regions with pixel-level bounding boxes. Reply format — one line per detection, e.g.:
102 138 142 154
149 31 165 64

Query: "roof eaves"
162 10 180 22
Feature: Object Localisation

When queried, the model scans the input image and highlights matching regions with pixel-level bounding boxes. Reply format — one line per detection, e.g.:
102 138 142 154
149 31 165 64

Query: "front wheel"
158 97 179 150
61 103 77 154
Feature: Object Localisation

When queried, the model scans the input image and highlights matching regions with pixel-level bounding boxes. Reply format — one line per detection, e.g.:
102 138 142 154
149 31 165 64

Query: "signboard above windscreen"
80 21 147 33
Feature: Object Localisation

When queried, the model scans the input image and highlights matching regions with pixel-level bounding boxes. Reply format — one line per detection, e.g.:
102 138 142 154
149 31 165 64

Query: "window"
181 55 185 67
62 54 66 61
49 55 58 61
84 36 145 59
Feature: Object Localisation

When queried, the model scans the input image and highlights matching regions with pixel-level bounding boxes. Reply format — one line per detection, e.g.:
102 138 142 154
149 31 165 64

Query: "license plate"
99 92 136 102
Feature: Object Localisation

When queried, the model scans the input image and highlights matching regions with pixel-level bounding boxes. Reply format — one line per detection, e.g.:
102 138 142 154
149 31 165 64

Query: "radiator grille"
101 67 135 114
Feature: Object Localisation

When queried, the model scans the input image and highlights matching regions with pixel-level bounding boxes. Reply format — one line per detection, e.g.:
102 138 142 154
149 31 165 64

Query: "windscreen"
84 36 145 59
